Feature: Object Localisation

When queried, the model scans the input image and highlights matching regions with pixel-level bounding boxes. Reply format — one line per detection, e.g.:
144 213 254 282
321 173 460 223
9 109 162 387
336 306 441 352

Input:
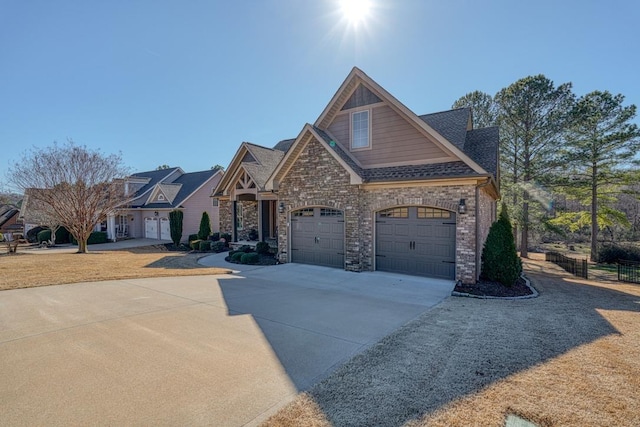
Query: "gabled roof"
130 168 220 209
212 141 288 197
266 124 363 191
314 67 488 175
419 107 471 151
464 127 500 178
129 167 183 206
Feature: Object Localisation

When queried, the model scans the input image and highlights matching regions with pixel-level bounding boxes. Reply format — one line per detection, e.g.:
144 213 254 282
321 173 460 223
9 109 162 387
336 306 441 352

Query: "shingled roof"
464 127 499 177
131 168 219 209
419 107 470 150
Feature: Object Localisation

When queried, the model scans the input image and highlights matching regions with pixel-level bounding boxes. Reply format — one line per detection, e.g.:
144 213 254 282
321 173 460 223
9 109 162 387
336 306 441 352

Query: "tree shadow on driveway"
280 263 640 426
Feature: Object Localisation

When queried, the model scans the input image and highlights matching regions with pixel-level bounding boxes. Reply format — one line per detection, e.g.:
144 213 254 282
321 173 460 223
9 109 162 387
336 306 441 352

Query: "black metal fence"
545 251 589 279
618 259 640 284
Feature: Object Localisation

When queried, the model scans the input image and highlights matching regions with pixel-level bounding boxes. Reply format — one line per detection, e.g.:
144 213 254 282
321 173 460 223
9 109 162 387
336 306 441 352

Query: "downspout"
475 178 492 281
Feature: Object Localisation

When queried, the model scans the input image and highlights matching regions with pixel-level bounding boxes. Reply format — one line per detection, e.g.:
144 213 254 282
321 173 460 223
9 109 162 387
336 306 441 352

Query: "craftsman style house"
213 68 499 283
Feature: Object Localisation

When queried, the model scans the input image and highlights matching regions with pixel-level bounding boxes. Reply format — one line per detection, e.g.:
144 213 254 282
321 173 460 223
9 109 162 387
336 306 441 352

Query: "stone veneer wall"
276 137 361 271
361 185 477 283
218 199 232 236
237 200 259 241
274 135 485 283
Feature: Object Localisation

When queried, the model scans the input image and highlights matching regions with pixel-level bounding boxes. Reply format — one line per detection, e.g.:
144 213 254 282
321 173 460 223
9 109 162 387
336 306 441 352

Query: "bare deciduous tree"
8 141 131 253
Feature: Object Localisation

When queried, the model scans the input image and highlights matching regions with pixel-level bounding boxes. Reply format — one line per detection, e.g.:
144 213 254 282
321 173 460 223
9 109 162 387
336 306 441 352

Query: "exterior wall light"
458 199 466 214
278 202 285 214
154 211 159 217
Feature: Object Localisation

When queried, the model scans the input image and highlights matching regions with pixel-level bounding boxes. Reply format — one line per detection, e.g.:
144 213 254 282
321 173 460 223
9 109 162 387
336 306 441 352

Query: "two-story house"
213 68 499 283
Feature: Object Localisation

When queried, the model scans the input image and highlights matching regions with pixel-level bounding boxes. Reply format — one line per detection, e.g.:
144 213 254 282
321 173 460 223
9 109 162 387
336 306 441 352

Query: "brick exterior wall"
275 135 487 283
277 138 361 271
218 199 232 236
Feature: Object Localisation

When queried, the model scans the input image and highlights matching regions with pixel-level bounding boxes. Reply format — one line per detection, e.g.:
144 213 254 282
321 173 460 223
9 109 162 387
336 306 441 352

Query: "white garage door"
145 217 158 239
160 217 170 240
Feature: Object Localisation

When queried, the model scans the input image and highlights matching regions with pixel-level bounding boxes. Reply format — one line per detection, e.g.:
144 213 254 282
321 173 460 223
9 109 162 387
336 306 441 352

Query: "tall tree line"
453 78 640 261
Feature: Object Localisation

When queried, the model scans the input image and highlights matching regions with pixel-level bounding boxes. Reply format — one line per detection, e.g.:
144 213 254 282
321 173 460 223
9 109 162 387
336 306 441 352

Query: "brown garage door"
376 206 456 279
290 207 344 268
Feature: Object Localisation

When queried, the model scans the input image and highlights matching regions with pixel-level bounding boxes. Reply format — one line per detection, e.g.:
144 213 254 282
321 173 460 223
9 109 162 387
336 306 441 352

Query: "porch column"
232 201 238 242
107 214 116 241
257 201 263 242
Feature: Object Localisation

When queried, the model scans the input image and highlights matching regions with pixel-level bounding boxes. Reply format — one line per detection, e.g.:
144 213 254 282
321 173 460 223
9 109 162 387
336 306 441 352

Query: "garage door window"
379 207 408 218
417 207 451 219
320 208 343 217
293 208 314 217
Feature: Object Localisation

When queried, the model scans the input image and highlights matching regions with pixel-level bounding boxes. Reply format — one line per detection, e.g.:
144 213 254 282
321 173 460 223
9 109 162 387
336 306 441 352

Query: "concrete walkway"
0 257 453 426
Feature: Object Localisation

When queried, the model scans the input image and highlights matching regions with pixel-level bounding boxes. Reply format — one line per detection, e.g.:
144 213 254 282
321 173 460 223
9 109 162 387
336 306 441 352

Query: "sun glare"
339 0 371 25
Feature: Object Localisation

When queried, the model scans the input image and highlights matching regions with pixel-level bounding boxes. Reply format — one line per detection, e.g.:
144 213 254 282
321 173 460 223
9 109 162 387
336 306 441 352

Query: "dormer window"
351 110 370 149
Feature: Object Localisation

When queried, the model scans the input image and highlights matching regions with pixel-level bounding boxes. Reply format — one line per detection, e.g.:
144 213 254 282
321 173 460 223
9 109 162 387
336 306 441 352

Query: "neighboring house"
218 67 500 283
0 204 22 235
106 167 223 242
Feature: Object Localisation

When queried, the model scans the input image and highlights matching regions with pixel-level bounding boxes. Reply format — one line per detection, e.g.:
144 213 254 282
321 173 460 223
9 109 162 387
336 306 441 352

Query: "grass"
263 254 640 427
0 245 231 291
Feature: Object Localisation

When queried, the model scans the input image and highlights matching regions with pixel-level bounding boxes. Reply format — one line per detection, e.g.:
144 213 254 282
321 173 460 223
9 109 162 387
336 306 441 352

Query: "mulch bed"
454 277 532 298
225 253 279 266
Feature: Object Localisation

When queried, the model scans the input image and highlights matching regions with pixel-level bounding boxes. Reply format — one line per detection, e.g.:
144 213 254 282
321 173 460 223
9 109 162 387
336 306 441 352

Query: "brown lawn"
0 246 231 291
263 254 640 427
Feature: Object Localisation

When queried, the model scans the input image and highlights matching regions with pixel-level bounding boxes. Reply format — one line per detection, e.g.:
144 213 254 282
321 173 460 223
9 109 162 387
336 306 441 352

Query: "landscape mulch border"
452 275 538 300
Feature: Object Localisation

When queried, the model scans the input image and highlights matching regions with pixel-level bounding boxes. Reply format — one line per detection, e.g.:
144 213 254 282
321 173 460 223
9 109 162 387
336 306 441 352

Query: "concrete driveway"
0 256 453 426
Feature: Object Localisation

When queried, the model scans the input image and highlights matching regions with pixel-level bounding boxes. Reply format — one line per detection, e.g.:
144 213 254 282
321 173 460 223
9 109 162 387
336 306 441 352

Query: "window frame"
350 109 371 151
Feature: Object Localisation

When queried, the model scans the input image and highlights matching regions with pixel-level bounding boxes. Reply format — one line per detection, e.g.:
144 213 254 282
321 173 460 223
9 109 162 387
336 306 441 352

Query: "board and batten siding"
327 104 452 167
182 177 222 239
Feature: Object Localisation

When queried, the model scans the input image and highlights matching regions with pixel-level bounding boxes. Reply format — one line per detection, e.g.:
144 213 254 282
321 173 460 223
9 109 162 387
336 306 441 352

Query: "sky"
1 0 639 191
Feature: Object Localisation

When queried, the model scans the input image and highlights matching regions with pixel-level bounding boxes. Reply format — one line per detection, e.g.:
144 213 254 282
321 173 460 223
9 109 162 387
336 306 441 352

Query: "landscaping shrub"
256 241 270 254
210 232 220 241
240 252 260 264
37 228 70 244
190 240 201 250
26 226 45 243
597 244 640 263
169 210 183 246
248 228 258 241
219 232 232 246
87 232 108 244
211 241 226 253
198 212 211 240
71 232 108 245
55 227 71 244
37 229 51 243
480 203 521 287
188 234 198 243
199 240 212 251
238 245 253 253
231 252 244 262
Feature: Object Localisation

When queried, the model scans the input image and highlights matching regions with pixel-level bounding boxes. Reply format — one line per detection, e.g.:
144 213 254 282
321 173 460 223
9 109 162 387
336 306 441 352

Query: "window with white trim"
212 199 219 207
351 110 370 149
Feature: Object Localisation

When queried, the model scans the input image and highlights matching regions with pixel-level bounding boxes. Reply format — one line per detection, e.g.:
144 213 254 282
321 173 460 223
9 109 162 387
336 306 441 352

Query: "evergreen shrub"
480 203 522 287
